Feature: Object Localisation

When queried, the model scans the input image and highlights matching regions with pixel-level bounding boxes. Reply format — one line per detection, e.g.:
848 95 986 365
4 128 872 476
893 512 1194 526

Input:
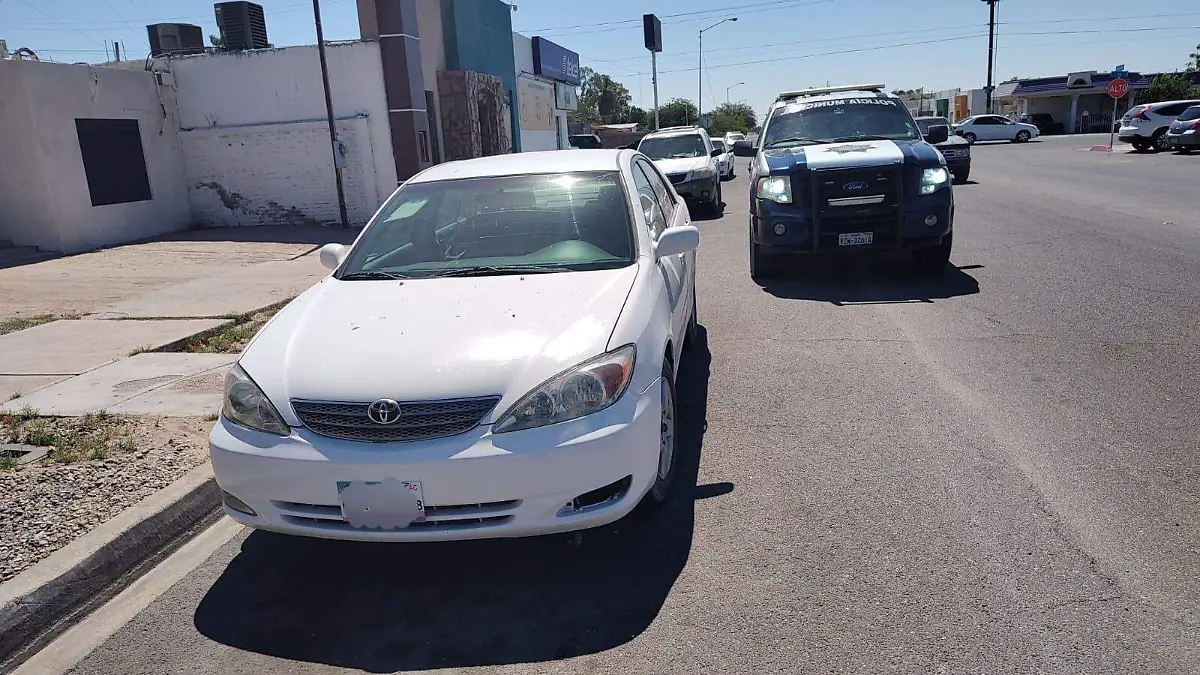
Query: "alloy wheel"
658 376 675 480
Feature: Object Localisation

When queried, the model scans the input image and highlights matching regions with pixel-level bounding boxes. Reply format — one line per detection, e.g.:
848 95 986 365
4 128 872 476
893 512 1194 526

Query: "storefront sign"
518 75 556 131
532 37 580 86
555 82 577 111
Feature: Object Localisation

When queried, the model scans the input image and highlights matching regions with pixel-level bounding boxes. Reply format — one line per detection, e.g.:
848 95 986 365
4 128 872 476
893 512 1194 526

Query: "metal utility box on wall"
147 23 205 57
214 1 269 51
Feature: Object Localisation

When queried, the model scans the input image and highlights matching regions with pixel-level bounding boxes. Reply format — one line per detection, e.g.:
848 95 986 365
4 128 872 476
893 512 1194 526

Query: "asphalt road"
60 135 1200 674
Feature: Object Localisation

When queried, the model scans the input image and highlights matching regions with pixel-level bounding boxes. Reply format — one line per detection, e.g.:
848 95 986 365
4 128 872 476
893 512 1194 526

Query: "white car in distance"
711 138 735 180
211 150 701 542
953 114 1040 144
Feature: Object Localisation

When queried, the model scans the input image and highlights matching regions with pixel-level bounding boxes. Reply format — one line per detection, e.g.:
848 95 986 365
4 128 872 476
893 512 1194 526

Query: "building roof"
409 150 627 183
1008 71 1200 97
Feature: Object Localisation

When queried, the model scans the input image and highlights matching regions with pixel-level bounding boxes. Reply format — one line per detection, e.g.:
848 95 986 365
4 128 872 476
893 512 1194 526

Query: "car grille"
274 499 520 532
291 396 501 443
666 172 688 184
939 147 966 159
810 166 904 249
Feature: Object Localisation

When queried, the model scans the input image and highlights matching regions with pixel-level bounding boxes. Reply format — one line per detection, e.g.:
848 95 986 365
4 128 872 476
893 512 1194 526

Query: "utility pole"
698 17 736 126
312 0 350 229
983 0 999 114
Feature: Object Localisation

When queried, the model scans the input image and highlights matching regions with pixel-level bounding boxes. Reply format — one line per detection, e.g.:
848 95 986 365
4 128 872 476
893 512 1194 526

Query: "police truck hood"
757 138 943 174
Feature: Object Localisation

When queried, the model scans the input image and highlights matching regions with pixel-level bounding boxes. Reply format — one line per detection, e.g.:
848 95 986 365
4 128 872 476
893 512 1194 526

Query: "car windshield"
916 117 949 134
337 172 635 279
762 97 920 148
1177 106 1200 121
638 134 707 159
712 140 727 152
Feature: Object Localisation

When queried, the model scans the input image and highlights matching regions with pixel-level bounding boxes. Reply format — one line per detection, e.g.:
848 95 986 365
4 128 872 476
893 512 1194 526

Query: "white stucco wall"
166 41 396 227
0 60 190 253
512 32 568 151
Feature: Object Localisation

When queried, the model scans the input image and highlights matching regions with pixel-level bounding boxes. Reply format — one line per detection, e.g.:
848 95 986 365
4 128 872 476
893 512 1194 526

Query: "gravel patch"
0 413 211 583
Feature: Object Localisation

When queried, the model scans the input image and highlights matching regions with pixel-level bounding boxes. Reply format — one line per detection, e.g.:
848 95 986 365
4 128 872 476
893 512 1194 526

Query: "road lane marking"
13 518 244 675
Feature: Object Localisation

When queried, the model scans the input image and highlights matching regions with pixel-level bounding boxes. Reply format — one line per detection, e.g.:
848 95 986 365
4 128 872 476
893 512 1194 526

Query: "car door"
973 116 999 140
633 158 691 354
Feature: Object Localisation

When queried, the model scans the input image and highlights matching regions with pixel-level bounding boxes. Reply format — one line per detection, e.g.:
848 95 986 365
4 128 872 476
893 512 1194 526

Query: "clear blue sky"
5 0 1198 118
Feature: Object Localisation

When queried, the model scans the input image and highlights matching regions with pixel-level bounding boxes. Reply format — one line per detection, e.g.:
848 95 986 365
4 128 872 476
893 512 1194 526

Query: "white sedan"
711 138 735 179
953 114 1040 144
210 150 701 541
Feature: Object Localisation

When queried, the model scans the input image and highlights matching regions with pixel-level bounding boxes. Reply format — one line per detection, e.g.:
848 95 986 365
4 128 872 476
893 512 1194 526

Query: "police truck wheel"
952 168 969 184
750 242 778 279
912 233 953 275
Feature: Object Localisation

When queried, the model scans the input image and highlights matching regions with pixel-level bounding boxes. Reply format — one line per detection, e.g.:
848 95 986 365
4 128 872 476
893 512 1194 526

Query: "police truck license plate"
838 232 873 246
337 478 426 529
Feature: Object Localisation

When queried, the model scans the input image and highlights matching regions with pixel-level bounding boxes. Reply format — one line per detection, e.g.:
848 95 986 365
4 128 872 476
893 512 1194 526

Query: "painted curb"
0 462 221 667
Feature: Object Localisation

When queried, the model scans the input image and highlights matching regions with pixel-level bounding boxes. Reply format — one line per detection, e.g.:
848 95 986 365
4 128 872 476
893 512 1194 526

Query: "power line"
13 0 104 45
520 0 835 33
530 0 838 37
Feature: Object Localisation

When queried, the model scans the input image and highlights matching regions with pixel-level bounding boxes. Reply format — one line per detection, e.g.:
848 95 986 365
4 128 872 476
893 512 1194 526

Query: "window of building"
75 118 152 207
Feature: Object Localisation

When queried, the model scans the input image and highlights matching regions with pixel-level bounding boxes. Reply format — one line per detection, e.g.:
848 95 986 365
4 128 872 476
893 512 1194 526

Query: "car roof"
642 126 708 139
1148 98 1200 108
408 150 627 183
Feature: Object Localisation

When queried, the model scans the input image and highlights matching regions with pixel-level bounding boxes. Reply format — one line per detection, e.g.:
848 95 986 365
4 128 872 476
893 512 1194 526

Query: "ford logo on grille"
367 399 402 425
843 181 870 192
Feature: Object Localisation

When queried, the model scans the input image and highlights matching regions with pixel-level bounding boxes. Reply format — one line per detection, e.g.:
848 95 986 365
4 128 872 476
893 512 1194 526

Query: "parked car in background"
916 116 971 183
210 150 701 542
711 139 735 180
953 115 1040 144
1165 104 1200 152
1119 99 1200 152
568 134 603 149
1019 113 1065 135
637 125 723 215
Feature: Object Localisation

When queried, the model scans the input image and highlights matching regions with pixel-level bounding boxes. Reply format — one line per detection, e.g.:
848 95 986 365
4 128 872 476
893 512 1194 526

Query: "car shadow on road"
758 257 981 305
193 329 714 674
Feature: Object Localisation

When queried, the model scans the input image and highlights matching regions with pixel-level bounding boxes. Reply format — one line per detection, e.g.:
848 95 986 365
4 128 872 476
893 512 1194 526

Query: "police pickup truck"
732 84 954 278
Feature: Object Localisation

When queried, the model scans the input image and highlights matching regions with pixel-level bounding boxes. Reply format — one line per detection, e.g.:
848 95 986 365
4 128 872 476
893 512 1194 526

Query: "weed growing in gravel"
0 408 138 465
170 298 293 354
203 412 219 422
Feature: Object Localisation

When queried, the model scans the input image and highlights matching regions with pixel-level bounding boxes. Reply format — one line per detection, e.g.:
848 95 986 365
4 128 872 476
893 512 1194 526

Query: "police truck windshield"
762 97 921 148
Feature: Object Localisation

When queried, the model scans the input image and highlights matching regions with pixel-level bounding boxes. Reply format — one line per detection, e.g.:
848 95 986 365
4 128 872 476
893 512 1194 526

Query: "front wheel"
1015 130 1031 143
750 241 778 279
912 233 953 275
952 168 970 184
707 182 722 216
963 132 977 144
644 361 677 505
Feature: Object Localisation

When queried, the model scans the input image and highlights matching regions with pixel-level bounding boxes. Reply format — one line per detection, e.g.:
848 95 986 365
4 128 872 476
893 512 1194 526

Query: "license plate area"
337 479 426 530
838 232 874 246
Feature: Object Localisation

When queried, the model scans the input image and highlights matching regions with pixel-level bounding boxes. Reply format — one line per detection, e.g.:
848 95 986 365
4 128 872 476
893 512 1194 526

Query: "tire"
952 168 970 184
750 241 778 279
644 360 677 505
707 182 722 216
683 294 698 348
963 132 977 144
1131 140 1150 152
912 232 953 275
728 165 735 179
1150 129 1169 152
1015 130 1031 143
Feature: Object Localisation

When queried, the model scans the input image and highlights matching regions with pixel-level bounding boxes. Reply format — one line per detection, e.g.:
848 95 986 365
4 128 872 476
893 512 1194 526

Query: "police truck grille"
291 397 501 443
811 166 904 248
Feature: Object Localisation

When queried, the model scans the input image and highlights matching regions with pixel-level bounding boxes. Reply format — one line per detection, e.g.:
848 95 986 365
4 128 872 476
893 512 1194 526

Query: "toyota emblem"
843 181 870 192
366 399 402 425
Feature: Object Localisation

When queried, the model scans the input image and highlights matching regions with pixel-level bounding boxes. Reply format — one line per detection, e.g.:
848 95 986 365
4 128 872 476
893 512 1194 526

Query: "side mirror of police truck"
732 140 756 157
924 125 949 144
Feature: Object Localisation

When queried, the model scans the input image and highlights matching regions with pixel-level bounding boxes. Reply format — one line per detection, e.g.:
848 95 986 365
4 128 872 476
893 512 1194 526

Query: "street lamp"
726 81 744 104
698 17 736 125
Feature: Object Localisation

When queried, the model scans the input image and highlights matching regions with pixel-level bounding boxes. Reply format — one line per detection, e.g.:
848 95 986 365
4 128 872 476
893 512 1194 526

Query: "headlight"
919 167 950 195
691 166 715 180
756 175 792 203
221 364 290 435
493 345 636 433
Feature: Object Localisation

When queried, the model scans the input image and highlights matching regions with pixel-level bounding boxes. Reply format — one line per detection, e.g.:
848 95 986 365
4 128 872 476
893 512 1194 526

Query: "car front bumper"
210 381 662 542
672 176 718 201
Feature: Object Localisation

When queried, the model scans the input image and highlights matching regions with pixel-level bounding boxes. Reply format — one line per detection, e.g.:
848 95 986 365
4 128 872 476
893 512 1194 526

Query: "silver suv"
636 126 723 215
1118 99 1200 152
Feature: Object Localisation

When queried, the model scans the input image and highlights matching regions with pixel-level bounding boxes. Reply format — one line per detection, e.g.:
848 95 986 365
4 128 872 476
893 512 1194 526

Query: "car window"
1158 101 1200 116
1177 106 1200 121
338 171 635 278
635 158 677 223
638 134 708 160
761 97 920 148
976 117 999 125
631 162 669 240
712 140 727 152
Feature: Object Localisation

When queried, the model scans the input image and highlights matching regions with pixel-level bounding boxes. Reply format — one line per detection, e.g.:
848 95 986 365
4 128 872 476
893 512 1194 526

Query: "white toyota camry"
210 150 700 541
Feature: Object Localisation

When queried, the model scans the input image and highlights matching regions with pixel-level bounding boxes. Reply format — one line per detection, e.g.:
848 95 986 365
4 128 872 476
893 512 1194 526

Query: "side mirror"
732 140 756 157
319 243 347 270
654 225 700 258
924 124 949 144
710 147 722 157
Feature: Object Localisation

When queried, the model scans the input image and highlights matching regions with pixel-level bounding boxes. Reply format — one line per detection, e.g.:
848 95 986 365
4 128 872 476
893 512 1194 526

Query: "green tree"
622 105 649 127
1134 73 1200 105
658 98 699 127
1189 44 1200 72
570 67 633 126
208 34 223 49
711 102 757 131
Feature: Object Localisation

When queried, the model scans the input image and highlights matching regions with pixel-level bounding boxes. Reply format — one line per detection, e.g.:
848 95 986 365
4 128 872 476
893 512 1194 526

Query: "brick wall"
180 117 381 228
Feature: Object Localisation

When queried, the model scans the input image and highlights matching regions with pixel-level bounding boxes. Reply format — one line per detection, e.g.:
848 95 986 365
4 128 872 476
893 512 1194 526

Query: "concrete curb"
0 462 221 668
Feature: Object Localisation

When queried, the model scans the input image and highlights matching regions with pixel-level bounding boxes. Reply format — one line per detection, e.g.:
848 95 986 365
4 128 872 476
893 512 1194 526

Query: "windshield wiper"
431 265 566 278
829 135 895 142
338 270 410 281
764 136 818 148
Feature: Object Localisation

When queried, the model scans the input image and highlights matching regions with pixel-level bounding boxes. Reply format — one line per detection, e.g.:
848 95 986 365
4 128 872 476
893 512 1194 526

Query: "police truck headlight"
919 167 950 195
756 176 793 203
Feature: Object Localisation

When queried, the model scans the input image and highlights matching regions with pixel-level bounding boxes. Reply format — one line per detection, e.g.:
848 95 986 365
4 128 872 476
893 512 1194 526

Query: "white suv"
636 126 723 215
1118 99 1200 152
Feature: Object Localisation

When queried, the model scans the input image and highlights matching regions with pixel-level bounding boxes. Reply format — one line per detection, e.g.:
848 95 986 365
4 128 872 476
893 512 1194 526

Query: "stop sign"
1108 78 1129 100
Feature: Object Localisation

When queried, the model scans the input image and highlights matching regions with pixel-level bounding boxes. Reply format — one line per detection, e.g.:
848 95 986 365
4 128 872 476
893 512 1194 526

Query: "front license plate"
337 478 425 530
838 232 873 246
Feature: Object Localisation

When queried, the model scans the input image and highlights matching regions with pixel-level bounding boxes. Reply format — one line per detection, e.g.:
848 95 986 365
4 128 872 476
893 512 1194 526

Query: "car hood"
651 156 709 175
756 138 943 173
239 266 639 423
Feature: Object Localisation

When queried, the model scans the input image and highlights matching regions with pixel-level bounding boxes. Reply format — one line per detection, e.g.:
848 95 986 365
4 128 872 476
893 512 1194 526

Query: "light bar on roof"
776 83 886 100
